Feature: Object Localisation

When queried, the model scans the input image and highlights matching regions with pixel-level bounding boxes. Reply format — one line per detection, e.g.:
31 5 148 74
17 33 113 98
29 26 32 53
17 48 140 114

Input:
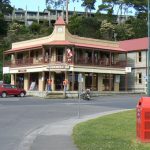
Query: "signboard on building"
47 64 70 69
18 69 27 73
78 73 83 83
115 75 120 83
125 67 132 73
3 67 10 74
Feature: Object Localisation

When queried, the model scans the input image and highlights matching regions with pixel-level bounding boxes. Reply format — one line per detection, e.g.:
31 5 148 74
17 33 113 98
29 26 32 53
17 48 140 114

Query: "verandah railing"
4 56 126 68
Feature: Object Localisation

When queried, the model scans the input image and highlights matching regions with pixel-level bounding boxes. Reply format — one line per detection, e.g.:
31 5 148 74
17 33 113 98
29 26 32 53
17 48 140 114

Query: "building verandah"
10 71 121 93
4 43 127 93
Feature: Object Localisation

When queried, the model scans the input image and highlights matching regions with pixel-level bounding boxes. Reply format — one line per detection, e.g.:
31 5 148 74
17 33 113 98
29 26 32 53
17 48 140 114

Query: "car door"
3 84 13 95
11 85 19 95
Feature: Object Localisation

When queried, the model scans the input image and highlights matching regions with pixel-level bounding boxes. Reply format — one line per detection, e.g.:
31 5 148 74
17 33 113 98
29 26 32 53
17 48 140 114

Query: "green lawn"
73 110 150 150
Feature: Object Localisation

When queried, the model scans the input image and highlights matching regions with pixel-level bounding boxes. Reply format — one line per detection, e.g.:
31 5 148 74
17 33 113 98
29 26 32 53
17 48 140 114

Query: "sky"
10 0 102 12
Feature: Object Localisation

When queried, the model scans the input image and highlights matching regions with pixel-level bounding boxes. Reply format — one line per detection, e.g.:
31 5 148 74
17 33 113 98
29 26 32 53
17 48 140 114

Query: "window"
137 73 142 84
3 84 12 88
11 85 17 89
138 52 142 62
36 51 38 60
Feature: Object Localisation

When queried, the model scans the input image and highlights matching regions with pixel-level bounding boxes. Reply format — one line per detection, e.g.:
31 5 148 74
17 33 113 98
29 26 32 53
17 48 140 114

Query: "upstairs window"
138 52 142 62
35 51 38 60
137 73 142 84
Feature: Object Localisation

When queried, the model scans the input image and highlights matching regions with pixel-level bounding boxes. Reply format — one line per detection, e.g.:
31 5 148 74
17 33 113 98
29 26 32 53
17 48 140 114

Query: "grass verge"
73 110 150 150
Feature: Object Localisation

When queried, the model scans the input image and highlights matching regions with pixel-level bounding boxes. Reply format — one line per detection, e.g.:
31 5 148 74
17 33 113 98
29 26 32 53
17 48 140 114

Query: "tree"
0 13 7 35
68 15 100 38
98 0 147 15
100 20 115 40
46 0 78 24
81 0 96 16
115 23 135 40
0 0 12 35
29 22 41 34
131 0 147 13
126 16 147 38
67 14 81 35
0 0 13 14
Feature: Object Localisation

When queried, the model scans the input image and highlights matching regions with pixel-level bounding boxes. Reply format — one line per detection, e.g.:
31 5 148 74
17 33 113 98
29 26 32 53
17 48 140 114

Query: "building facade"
119 38 148 93
4 8 91 26
3 17 128 96
4 8 129 26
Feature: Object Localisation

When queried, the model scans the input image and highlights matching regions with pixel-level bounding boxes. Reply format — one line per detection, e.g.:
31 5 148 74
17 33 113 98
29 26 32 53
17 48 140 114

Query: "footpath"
18 109 130 150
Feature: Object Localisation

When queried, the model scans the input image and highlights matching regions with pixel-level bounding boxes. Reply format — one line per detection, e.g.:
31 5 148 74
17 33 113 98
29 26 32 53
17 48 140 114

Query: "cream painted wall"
114 83 119 91
98 74 103 92
51 72 55 91
11 74 15 85
127 51 147 92
24 73 29 91
38 72 45 91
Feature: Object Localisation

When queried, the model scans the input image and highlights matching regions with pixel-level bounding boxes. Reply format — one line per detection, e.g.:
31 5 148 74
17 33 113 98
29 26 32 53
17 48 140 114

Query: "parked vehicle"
80 89 91 100
0 84 26 98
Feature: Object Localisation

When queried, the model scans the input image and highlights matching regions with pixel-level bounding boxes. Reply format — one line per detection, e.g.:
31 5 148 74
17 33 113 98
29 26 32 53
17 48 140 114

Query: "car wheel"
2 92 7 98
20 92 25 97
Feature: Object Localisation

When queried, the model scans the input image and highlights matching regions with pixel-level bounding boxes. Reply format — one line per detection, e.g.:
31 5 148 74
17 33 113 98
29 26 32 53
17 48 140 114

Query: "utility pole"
147 0 150 96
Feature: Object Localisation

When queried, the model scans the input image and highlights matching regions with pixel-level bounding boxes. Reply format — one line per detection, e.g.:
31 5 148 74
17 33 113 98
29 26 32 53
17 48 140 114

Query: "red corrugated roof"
4 40 124 53
74 43 124 51
55 16 65 25
119 37 148 51
45 41 124 51
5 40 126 53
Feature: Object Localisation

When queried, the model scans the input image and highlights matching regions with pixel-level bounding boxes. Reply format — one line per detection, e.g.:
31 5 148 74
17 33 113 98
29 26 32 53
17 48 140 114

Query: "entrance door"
16 74 24 89
55 72 65 91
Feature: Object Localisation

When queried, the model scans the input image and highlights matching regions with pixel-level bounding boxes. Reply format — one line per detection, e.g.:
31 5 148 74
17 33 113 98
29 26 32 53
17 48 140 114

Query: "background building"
4 7 129 26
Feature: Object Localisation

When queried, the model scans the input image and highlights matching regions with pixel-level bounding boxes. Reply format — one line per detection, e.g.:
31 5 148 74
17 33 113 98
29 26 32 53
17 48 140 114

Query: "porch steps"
45 92 66 99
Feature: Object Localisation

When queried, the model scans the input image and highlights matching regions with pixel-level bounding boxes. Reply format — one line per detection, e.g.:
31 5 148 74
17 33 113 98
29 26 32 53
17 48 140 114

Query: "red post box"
136 97 150 142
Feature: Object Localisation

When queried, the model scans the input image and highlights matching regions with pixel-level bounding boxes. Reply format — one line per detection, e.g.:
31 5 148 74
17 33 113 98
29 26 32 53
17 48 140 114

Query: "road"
0 94 141 150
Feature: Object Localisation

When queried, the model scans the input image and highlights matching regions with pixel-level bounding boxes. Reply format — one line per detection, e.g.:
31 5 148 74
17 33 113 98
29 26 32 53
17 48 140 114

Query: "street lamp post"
148 0 150 96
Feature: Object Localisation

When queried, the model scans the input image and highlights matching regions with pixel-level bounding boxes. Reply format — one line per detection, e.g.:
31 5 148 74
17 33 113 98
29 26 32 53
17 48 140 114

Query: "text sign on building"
3 67 10 74
125 67 131 73
47 65 70 69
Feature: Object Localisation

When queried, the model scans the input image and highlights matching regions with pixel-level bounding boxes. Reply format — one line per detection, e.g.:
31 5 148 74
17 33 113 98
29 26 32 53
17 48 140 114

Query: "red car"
0 84 26 98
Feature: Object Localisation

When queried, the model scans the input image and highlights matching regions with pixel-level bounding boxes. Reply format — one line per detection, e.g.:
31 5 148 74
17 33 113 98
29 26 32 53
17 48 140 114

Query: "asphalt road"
0 94 141 150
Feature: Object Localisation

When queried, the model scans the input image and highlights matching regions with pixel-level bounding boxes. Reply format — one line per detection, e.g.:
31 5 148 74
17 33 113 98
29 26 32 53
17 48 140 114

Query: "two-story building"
3 17 128 97
119 37 148 93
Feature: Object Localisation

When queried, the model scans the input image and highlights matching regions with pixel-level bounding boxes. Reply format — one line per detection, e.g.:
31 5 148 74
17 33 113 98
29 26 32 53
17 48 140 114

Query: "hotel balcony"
4 55 126 68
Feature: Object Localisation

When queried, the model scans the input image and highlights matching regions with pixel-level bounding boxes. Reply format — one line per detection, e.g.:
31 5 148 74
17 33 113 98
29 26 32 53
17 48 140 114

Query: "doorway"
16 74 24 89
54 72 65 91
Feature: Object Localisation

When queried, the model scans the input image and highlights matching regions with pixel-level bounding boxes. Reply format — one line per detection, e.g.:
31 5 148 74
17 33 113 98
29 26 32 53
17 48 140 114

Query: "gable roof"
119 37 148 51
